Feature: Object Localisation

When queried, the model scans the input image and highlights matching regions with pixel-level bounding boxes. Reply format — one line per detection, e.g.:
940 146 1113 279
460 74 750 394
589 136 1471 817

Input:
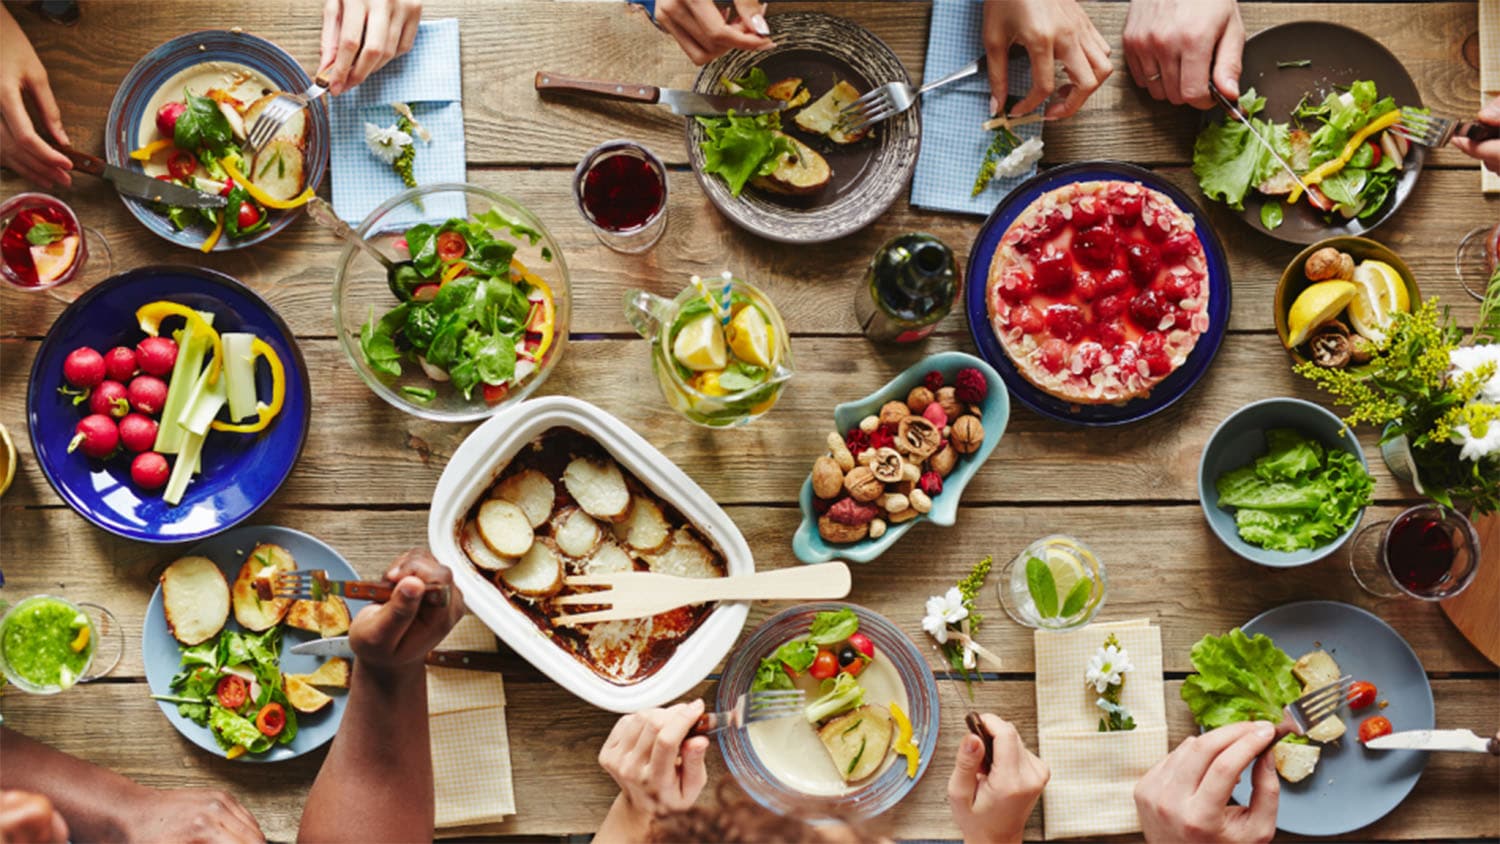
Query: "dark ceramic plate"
686 12 919 244
1212 21 1424 244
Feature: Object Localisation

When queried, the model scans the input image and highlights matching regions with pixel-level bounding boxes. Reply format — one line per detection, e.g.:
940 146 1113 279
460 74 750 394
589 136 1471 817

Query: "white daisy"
995 137 1045 178
1085 643 1133 694
365 123 413 165
922 587 968 644
1450 345 1500 405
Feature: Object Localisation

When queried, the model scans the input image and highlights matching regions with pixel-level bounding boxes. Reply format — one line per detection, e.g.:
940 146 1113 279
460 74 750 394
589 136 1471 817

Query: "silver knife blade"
1366 729 1493 753
1210 87 1310 198
657 89 785 117
290 636 354 658
104 161 228 209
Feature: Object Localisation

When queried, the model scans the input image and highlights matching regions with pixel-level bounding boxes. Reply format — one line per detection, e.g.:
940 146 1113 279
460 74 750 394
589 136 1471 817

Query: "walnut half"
895 416 942 461
870 448 905 483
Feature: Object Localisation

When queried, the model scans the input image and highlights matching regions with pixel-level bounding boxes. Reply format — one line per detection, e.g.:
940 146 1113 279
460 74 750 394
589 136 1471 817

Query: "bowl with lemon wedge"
1275 237 1419 370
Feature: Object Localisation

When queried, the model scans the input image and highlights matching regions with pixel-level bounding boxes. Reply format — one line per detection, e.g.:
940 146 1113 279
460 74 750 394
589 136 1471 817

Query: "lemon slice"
726 304 776 368
1347 261 1408 343
1287 280 1358 347
30 235 78 284
691 370 729 396
1043 545 1087 603
672 313 727 372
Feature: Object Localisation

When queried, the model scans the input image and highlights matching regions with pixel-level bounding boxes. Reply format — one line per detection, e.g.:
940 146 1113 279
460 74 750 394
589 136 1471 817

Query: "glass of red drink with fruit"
0 193 110 301
573 140 668 254
1348 504 1481 599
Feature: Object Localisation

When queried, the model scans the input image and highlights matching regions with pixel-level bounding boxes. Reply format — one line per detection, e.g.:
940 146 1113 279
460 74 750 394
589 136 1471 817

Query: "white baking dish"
428 396 753 712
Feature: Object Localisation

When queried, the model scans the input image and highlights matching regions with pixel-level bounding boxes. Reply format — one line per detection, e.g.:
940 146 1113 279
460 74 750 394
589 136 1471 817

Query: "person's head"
647 781 884 844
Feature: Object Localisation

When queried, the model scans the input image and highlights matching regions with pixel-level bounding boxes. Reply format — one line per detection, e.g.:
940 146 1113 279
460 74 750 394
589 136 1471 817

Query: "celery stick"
221 333 258 422
181 363 229 437
154 311 215 454
164 430 206 505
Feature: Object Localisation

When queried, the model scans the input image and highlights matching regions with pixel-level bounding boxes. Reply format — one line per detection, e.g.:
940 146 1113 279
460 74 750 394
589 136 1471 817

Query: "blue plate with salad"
105 30 330 252
144 525 365 762
26 266 310 543
1192 21 1425 244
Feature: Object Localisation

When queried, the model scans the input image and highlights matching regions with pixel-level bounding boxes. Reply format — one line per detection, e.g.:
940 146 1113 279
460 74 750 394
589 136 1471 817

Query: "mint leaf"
1025 556 1058 618
25 221 64 246
1060 577 1092 618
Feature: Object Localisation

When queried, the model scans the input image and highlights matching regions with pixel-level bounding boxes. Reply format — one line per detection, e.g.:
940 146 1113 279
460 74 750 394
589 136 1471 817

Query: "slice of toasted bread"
552 506 603 558
231 544 296 631
640 528 721 579
501 537 563 598
1293 650 1342 691
611 496 671 554
285 595 351 637
289 657 350 690
766 77 811 108
284 674 334 714
247 138 307 202
477 499 535 558
461 519 515 571
580 539 636 576
817 705 894 782
495 468 556 529
750 132 831 196
160 555 231 645
562 457 631 522
795 80 869 143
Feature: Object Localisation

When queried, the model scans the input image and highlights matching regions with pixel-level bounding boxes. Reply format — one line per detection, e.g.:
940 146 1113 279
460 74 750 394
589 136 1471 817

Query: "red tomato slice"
482 382 509 404
167 150 197 180
809 649 838 680
1346 680 1377 710
1306 185 1337 213
436 231 467 261
215 674 248 709
256 702 286 737
1358 715 1392 744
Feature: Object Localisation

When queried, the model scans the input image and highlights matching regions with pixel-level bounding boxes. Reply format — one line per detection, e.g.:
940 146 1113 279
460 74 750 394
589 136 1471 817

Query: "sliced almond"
461 519 515 571
562 457 631 522
501 537 563 597
476 499 534 558
611 496 671 554
552 506 602 558
495 468 556 528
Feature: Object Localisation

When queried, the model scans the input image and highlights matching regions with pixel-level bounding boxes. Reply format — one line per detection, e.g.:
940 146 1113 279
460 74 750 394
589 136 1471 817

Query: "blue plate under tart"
27 266 310 543
965 161 1232 426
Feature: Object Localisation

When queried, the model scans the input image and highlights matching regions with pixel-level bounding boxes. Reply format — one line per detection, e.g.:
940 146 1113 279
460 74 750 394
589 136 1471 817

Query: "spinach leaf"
174 92 233 157
433 276 478 316
463 332 516 385
360 303 408 377
403 303 440 350
473 208 542 246
464 240 517 277
406 223 441 276
424 310 469 369
448 357 480 399
388 263 428 301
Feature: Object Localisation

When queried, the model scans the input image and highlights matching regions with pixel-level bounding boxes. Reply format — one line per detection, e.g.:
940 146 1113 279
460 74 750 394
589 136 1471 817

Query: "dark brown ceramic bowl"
685 11 919 244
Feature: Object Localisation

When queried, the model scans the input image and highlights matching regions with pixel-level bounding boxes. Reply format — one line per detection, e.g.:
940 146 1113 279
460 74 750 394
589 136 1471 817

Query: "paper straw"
718 270 734 325
689 274 727 323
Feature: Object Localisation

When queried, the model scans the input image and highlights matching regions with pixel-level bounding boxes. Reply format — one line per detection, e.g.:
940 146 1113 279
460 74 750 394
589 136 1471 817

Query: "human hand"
0 5 71 188
120 787 264 844
1134 721 1279 844
319 0 423 95
1123 0 1244 109
347 548 465 674
654 0 772 66
981 0 1112 120
599 701 711 819
0 791 68 844
1452 96 1500 176
947 714 1049 844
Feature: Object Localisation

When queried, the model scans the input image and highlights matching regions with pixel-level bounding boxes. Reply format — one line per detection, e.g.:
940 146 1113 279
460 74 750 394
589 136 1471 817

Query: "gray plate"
685 11 920 244
1234 600 1433 836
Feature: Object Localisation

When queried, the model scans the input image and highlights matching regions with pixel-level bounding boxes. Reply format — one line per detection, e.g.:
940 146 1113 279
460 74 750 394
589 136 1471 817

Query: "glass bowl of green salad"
332 183 570 422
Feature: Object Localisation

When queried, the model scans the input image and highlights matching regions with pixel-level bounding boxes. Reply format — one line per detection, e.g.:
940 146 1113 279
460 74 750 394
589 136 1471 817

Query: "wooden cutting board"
1441 513 1500 666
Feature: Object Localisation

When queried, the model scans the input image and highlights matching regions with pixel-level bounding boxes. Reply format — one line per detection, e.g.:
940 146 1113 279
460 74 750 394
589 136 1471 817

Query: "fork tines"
271 569 329 601
836 87 896 136
245 95 302 156
1288 674 1353 734
1390 108 1453 148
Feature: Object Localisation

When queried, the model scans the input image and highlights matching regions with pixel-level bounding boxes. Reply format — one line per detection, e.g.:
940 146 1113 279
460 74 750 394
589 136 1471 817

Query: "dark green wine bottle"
854 233 960 343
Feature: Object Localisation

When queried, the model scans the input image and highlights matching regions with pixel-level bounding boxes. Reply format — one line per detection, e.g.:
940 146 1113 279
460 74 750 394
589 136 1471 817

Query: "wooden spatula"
551 562 852 626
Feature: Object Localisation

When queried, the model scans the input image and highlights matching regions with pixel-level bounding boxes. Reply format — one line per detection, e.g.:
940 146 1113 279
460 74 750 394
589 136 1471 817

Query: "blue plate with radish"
27 266 309 542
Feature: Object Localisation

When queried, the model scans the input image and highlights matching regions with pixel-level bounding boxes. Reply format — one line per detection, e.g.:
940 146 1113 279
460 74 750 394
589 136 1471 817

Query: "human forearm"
0 728 147 842
594 793 654 844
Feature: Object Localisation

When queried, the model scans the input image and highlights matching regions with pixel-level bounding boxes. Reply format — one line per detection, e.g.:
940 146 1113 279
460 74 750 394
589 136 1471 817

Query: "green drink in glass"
0 595 119 693
998 535 1107 630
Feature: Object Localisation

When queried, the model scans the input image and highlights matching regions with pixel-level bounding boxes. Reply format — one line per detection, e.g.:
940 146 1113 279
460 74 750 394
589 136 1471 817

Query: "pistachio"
870 447 905 483
818 515 869 544
879 492 910 514
909 488 932 514
930 445 958 477
858 415 880 433
811 456 844 499
895 416 942 461
868 518 887 539
827 432 855 471
951 415 984 455
879 400 911 428
843 466 884 502
906 386 935 414
935 386 963 420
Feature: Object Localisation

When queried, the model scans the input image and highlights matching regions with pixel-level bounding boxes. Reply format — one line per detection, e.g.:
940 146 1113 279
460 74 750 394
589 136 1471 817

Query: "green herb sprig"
944 555 992 677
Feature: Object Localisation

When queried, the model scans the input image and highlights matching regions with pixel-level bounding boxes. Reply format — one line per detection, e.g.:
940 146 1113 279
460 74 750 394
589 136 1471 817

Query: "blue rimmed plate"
104 30 330 251
26 266 310 543
965 161 1232 426
143 525 364 761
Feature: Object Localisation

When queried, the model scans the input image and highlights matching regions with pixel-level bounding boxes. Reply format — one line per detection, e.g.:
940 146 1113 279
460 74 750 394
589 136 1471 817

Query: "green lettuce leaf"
1192 89 1290 210
808 609 859 645
697 112 794 197
1213 429 1373 551
1181 629 1301 728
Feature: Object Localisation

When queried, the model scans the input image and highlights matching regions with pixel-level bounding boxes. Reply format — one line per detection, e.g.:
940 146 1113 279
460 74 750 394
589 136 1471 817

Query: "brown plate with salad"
1193 21 1425 245
685 11 919 244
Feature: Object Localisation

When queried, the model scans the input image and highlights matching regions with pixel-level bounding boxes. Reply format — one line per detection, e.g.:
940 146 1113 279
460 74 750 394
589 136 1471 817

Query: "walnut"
906 386 935 414
1349 334 1375 364
828 497 879 526
826 432 854 471
1307 321 1352 369
967 404 983 419
818 515 869 544
868 519 887 539
889 506 920 523
951 416 984 454
1305 247 1355 282
930 445 958 477
879 400 911 428
879 492 910 514
843 466 884 502
811 456 844 499
858 415 880 433
895 416 942 461
870 448 905 483
909 488 932 514
935 386 963 420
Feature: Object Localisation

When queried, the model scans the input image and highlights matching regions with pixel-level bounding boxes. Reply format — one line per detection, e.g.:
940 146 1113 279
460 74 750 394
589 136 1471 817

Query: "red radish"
219 178 236 197
89 380 130 418
135 336 178 376
130 452 170 490
847 632 876 660
103 346 138 382
393 237 408 253
127 375 169 415
156 101 187 138
118 413 159 453
68 414 119 458
63 347 106 388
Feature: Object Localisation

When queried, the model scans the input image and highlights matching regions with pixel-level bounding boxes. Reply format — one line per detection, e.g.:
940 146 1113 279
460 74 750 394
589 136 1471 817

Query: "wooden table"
1 2 1496 841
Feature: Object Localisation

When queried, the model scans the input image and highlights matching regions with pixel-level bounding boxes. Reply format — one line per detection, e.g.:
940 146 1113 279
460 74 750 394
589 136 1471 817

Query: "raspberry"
954 368 988 404
868 426 895 451
923 370 945 392
844 428 871 455
1126 242 1161 285
828 497 879 526
919 472 943 496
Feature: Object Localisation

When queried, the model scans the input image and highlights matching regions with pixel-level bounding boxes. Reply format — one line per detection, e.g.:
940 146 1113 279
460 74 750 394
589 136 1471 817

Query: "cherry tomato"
837 644 868 677
215 675 248 709
1347 680 1377 710
482 382 509 404
1367 140 1382 167
255 702 286 737
436 231 468 261
236 201 262 229
1306 185 1337 213
154 174 174 183
1358 715 1393 744
411 283 441 303
809 649 839 680
219 178 236 197
167 149 197 180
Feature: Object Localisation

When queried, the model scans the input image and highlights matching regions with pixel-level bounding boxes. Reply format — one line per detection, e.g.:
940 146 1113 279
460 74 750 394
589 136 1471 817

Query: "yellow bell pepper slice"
524 273 556 360
129 139 174 161
137 302 223 383
200 211 225 254
888 702 920 778
69 624 90 653
210 338 285 433
219 157 315 210
1288 109 1403 205
441 261 468 284
225 745 248 760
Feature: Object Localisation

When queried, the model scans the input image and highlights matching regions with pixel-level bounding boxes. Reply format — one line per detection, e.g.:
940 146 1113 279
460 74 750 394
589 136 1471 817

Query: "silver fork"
1390 108 1499 149
689 689 805 736
1282 675 1353 736
244 73 331 157
267 569 450 606
837 56 986 136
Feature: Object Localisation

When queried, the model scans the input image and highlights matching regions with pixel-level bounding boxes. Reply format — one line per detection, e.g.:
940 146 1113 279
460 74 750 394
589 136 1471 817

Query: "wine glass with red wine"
573 140 668 254
0 192 112 303
1348 504 1482 599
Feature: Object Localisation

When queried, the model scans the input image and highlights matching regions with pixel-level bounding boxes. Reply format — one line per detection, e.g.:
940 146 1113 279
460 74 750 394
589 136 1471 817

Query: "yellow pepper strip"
888 702 920 778
129 139 174 161
137 302 223 383
1288 110 1403 205
225 745 247 760
525 273 556 360
219 157 315 210
210 338 285 433
200 211 225 254
69 624 90 653
441 261 468 284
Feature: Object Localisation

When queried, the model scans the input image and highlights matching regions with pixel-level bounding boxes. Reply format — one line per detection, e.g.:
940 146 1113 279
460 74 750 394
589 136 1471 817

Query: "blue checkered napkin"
330 18 467 228
910 0 1045 216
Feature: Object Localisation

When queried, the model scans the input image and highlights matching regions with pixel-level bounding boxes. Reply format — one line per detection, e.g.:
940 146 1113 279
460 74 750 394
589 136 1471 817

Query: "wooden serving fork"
551 562 852 626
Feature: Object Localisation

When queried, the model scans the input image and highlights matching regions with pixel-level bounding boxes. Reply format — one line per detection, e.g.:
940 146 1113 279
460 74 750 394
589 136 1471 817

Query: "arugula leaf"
1181 629 1301 728
174 92 234 157
808 609 859 645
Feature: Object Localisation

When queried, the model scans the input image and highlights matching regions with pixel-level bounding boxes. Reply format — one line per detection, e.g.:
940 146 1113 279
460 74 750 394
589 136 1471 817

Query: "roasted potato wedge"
750 132 830 196
289 657 350 690
231 544 296 632
817 705 894 782
284 674 334 714
160 555 231 645
285 595 351 637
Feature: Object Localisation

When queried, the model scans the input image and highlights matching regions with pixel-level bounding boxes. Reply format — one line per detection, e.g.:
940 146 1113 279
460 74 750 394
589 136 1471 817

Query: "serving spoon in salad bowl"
306 197 418 293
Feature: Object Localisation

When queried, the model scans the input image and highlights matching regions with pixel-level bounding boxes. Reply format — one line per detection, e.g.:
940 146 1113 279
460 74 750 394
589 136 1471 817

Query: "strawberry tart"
985 180 1212 405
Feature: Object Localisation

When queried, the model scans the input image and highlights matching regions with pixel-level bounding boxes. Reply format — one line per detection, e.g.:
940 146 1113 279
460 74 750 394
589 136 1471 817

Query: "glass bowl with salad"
332 183 569 422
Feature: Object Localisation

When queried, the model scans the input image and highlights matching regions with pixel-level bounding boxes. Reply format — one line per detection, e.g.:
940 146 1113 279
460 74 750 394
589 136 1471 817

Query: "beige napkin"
1034 619 1168 840
1483 0 1499 192
427 615 515 831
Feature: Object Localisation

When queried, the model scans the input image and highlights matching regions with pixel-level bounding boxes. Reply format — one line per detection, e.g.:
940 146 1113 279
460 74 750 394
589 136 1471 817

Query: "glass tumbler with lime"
0 595 121 694
998 535 1107 630
624 273 794 428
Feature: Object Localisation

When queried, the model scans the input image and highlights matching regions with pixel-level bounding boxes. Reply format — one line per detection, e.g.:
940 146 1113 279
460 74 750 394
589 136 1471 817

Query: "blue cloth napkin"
910 0 1044 216
330 18 467 228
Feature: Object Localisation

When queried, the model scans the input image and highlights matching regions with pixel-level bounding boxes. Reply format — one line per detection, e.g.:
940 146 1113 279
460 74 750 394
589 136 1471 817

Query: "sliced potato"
476 499 535 558
231 544 296 632
562 457 630 522
284 675 334 714
580 539 635 576
243 93 309 148
461 519 515 571
611 496 671 554
285 595 351 637
751 132 831 196
640 527 721 579
795 80 869 143
1273 739 1320 783
817 705 894 782
501 537 564 598
247 138 307 201
552 506 603 558
160 555 231 645
766 77 811 108
495 468 556 528
1305 714 1347 743
289 657 350 690
1293 650 1342 691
